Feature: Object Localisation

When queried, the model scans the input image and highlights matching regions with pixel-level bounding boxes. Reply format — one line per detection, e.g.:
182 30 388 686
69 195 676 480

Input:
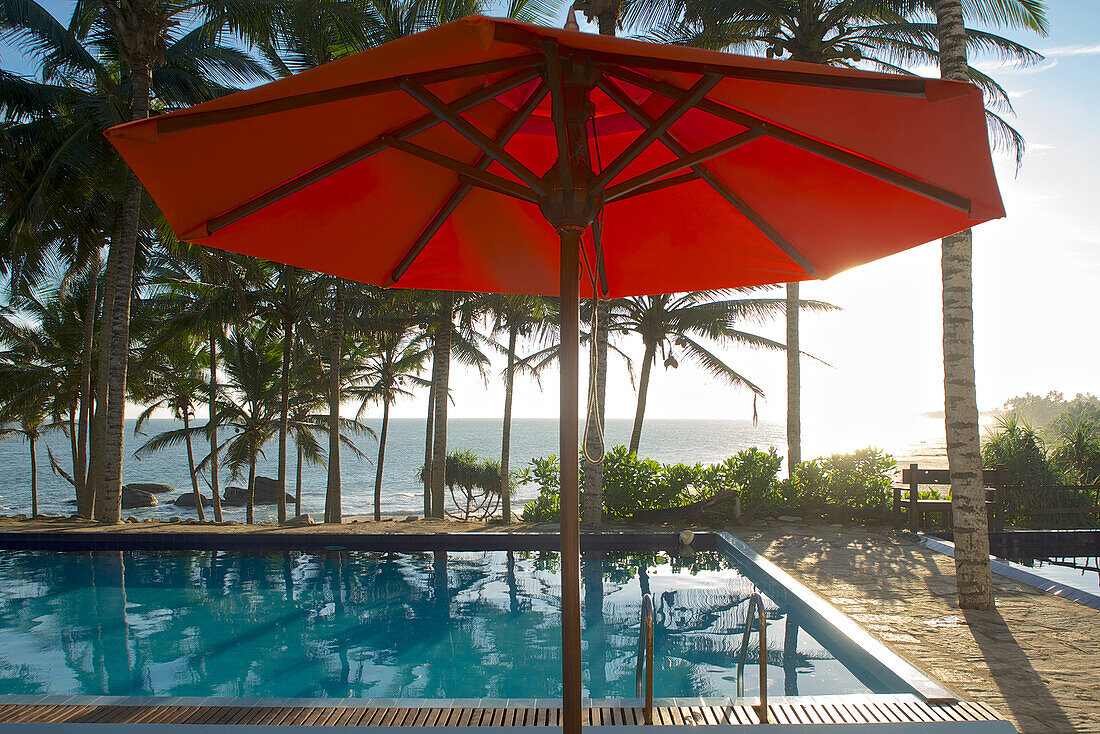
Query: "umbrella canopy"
107 16 1003 731
107 16 1002 299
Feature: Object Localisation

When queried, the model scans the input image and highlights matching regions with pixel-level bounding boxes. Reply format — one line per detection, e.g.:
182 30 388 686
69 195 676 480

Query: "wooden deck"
0 698 1007 726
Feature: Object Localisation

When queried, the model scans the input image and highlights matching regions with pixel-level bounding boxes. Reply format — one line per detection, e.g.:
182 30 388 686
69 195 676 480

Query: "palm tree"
0 410 51 517
418 291 492 519
147 245 265 522
636 0 1046 474
352 300 430 521
0 285 93 501
212 324 282 524
616 290 828 454
130 330 210 519
931 0 1046 610
485 294 556 523
2 0 272 522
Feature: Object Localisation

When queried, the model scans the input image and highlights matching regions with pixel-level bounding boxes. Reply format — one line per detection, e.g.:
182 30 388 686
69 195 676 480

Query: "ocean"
0 416 945 521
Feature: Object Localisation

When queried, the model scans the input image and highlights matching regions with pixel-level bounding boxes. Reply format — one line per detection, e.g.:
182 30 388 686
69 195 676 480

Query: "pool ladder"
635 594 654 724
736 592 769 724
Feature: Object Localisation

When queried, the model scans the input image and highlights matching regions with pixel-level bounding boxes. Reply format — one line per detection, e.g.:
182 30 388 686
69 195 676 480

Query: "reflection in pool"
0 550 882 700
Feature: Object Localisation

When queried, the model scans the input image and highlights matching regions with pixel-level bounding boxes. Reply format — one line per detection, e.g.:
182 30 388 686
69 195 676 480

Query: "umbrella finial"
564 8 580 31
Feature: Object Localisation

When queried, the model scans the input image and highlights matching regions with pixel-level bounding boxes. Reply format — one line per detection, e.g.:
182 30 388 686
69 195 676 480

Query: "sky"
2 1 1099 458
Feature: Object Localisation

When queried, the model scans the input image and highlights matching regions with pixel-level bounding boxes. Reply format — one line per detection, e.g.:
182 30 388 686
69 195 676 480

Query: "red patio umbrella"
107 16 1003 730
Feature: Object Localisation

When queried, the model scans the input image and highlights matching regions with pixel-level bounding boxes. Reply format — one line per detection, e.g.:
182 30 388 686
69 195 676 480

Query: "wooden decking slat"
0 697 1008 726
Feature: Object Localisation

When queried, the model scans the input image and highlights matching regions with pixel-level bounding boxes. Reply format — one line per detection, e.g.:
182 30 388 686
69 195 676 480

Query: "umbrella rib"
381 136 539 204
592 73 720 192
600 77 816 276
607 171 703 202
203 68 542 237
494 23 929 99
156 55 543 135
604 130 763 202
606 66 972 214
386 83 549 287
399 78 546 197
542 39 573 198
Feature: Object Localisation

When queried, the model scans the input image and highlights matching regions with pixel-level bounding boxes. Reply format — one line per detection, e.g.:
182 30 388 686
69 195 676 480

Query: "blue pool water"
0 550 883 700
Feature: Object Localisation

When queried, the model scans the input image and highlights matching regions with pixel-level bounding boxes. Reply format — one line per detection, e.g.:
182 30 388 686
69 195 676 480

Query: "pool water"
0 550 880 700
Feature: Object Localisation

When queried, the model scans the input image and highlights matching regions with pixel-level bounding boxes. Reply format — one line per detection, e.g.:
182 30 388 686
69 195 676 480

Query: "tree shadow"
961 607 1075 733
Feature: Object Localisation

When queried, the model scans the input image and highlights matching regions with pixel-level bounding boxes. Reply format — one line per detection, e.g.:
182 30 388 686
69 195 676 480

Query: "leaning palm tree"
616 290 831 454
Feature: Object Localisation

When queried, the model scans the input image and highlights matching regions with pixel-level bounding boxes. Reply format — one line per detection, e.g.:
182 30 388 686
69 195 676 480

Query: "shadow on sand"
961 607 1075 733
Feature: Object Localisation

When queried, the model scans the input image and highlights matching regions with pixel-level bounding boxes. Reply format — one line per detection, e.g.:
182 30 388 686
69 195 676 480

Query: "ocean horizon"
0 416 948 521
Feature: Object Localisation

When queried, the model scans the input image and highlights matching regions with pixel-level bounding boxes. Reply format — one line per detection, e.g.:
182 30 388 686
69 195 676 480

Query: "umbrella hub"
540 163 603 231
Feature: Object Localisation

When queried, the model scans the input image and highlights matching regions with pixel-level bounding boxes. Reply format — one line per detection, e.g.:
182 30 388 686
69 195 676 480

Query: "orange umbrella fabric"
106 16 1003 298
107 18 1004 731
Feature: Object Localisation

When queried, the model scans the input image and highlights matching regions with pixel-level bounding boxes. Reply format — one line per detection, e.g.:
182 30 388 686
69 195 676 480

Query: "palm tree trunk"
208 322 224 523
75 261 98 510
583 299 609 526
99 60 154 524
183 410 204 521
247 446 257 525
295 440 303 516
423 377 434 517
786 282 801 472
29 436 38 518
278 308 294 523
628 341 658 455
430 293 454 519
934 0 993 611
87 219 120 519
500 323 518 523
374 399 390 522
325 279 345 524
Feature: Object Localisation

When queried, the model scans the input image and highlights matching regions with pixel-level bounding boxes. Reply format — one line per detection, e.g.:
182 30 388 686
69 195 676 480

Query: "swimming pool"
0 548 896 701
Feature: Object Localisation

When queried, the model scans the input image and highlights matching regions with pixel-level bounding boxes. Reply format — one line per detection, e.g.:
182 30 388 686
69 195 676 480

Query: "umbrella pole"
559 225 582 734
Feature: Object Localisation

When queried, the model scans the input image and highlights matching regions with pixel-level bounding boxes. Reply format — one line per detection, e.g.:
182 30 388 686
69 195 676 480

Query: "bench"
892 464 1006 533
895 464 1100 532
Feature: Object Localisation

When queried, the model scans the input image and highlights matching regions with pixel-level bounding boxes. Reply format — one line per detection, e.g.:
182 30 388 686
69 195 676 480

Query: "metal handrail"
735 592 769 724
634 593 654 724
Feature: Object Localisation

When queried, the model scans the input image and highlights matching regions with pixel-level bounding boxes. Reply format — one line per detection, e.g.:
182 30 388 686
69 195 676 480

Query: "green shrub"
981 415 1061 486
519 446 782 522
783 447 895 511
518 455 561 522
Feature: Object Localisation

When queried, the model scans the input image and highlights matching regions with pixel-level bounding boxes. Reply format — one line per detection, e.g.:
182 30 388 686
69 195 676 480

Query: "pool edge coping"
716 532 957 706
910 533 1100 611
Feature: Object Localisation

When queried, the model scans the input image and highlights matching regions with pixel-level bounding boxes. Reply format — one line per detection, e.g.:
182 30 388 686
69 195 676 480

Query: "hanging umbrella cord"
581 115 606 467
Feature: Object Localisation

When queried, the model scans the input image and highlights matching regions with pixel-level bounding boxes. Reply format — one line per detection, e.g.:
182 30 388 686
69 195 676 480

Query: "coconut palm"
1 0 272 521
0 283 96 502
147 245 267 522
931 0 1047 610
0 410 51 517
616 290 830 454
632 0 1046 474
485 294 556 523
211 324 282 524
349 294 431 521
130 330 211 519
